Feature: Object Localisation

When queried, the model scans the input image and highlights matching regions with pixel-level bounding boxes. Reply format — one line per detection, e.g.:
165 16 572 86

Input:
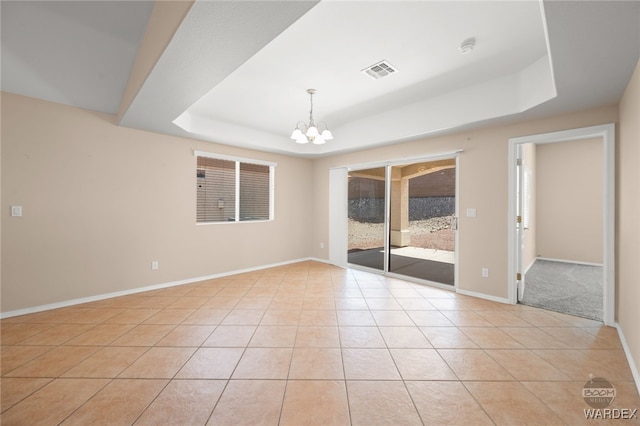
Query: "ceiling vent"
362 60 398 80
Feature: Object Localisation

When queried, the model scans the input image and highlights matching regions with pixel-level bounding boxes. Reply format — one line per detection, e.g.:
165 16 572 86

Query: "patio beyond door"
347 159 457 286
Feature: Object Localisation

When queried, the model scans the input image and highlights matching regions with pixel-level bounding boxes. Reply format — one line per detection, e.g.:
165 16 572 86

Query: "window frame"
195 150 276 224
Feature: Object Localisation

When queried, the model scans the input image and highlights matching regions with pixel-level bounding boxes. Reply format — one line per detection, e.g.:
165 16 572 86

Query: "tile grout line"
1 261 637 425
335 272 354 426
204 274 270 425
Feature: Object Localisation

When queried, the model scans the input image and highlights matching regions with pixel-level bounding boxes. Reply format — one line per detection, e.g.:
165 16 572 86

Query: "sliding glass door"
347 167 386 271
347 159 457 286
388 160 456 285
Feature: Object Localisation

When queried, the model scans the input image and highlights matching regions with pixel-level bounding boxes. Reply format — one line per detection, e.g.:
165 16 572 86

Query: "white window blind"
197 157 236 222
196 152 275 223
239 163 270 221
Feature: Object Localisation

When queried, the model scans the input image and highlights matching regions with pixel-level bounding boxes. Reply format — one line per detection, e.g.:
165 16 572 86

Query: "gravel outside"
348 216 455 251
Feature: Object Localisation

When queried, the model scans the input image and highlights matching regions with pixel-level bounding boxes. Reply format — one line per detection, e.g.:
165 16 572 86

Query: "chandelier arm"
295 121 308 132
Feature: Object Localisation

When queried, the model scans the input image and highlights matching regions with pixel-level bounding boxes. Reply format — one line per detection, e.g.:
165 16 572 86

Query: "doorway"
508 124 615 326
517 140 604 321
347 158 457 286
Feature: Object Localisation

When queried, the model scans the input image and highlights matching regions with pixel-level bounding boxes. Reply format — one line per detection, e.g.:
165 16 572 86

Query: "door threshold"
347 263 456 291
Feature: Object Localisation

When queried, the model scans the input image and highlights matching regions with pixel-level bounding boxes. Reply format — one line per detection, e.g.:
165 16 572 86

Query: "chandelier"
290 89 333 144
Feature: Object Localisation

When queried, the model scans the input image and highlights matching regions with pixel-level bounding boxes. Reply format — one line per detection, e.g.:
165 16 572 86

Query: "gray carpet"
521 259 603 322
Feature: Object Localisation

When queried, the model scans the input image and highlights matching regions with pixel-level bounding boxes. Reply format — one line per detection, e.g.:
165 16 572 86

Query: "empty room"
2 1 640 425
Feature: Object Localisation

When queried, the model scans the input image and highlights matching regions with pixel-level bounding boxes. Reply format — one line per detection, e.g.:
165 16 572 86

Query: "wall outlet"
482 268 489 278
151 261 159 270
11 206 23 217
320 242 324 249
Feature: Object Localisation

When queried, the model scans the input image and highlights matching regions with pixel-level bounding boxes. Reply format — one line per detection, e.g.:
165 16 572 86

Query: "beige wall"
617 58 640 390
535 138 603 264
0 89 629 316
312 105 618 300
1 92 313 313
521 143 537 271
3 59 637 390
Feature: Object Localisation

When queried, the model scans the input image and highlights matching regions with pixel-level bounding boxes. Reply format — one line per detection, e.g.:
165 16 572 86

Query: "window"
195 151 275 223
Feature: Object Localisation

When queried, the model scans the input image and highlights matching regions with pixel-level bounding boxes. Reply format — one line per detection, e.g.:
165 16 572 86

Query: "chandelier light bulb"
321 129 333 140
290 128 304 140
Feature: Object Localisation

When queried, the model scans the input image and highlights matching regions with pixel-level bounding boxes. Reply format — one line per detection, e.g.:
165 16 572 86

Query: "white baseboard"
308 257 338 266
456 288 510 304
524 258 537 274
536 257 603 267
616 322 640 397
0 257 314 319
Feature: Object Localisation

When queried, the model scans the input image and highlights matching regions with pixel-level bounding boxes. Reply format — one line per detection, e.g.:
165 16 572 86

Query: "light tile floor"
1 261 639 425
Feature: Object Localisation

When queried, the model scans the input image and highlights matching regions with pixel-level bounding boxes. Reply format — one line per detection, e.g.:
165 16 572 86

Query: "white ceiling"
1 1 153 113
2 1 639 158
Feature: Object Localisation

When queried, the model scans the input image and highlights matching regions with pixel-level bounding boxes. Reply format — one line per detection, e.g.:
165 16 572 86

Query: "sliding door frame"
329 168 348 267
331 150 462 290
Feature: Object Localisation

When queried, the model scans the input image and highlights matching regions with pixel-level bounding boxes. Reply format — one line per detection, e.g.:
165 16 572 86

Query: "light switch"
466 208 477 218
11 206 23 217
